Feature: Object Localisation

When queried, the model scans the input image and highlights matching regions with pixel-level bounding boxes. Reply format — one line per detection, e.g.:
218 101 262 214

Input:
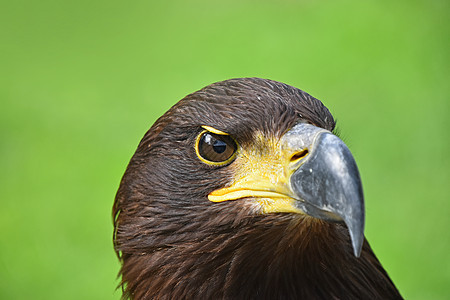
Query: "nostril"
290 149 309 163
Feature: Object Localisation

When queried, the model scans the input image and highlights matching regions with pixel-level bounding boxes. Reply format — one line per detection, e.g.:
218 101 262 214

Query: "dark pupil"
212 140 226 154
199 132 236 163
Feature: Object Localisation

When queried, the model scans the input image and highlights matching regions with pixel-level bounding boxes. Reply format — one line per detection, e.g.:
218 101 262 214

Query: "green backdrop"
1 0 448 299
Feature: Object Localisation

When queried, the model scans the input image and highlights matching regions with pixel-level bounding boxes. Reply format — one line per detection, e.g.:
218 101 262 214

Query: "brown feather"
113 78 402 299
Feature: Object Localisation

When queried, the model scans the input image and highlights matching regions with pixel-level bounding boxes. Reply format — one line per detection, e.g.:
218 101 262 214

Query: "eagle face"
113 78 401 299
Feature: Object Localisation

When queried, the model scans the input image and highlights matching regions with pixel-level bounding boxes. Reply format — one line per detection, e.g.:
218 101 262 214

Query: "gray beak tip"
346 217 365 257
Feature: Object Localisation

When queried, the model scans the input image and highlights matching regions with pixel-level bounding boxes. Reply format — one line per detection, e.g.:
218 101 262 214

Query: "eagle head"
113 78 401 299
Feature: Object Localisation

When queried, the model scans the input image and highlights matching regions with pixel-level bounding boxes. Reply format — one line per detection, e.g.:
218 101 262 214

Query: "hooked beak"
286 123 365 257
208 123 365 257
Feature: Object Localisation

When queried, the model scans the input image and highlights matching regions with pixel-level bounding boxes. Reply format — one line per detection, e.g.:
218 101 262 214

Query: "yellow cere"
208 131 306 215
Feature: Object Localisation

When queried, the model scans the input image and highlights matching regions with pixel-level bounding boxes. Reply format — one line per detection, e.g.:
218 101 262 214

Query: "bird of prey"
113 78 402 299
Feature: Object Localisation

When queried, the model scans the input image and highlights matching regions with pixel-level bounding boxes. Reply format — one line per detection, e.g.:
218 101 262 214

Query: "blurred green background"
1 0 448 299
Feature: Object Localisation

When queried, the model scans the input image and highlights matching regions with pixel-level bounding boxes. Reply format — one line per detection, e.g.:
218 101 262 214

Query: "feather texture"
113 78 402 299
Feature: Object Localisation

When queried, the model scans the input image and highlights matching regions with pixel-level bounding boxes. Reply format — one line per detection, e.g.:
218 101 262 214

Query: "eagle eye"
196 130 237 165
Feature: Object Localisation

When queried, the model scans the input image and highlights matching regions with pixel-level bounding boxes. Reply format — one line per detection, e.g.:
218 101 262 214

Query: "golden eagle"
113 78 402 299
